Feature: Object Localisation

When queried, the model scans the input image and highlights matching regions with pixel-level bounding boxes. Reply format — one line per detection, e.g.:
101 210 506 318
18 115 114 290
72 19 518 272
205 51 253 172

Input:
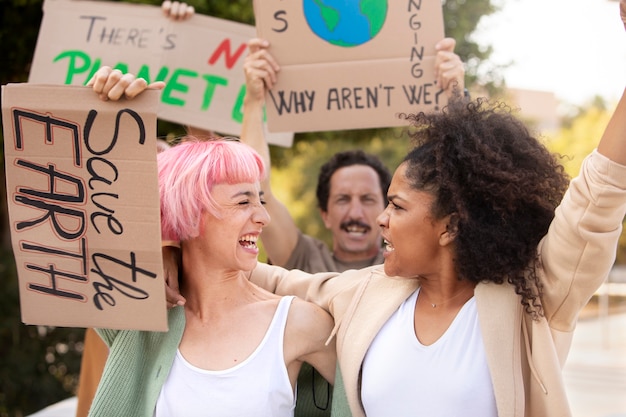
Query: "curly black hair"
401 97 570 318
316 150 392 212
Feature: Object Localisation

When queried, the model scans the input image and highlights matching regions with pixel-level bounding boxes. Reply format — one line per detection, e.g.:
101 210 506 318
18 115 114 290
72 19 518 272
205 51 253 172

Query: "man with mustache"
264 148 390 275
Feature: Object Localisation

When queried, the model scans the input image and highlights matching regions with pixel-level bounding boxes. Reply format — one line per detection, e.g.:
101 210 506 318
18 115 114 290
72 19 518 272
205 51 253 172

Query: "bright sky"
472 0 626 107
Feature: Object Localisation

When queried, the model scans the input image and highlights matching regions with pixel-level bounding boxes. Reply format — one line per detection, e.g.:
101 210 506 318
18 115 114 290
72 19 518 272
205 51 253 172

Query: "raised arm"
539 0 626 325
241 39 301 266
597 0 626 164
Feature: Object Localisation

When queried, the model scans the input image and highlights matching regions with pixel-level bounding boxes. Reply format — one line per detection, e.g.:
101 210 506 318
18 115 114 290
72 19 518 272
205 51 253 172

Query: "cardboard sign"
28 0 293 146
254 0 447 132
1 83 167 331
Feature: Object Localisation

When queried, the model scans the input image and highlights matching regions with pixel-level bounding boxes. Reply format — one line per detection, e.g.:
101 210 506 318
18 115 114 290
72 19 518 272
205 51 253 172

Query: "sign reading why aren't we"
253 0 447 133
1 83 167 331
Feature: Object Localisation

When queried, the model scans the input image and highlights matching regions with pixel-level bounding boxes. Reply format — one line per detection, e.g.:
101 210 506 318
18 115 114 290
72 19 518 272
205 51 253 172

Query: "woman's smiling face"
377 162 451 279
200 181 269 272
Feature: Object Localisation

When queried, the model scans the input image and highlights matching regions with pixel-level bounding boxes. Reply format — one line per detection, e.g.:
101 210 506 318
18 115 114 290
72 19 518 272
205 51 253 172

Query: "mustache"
340 220 371 231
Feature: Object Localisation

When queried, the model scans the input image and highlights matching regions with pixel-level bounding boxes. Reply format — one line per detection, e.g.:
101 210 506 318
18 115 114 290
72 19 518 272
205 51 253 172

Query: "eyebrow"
387 194 406 203
232 190 265 198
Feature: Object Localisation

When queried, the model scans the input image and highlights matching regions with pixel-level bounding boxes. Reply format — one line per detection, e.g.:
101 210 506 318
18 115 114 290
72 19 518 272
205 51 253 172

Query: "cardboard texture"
253 0 447 133
28 0 293 146
1 83 167 331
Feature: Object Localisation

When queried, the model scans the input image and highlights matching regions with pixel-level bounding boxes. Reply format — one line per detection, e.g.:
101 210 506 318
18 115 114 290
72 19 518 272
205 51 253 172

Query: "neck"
418 279 476 309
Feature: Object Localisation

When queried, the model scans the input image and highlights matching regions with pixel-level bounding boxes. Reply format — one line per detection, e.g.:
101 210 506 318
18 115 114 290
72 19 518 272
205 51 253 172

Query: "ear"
320 209 332 229
439 213 459 246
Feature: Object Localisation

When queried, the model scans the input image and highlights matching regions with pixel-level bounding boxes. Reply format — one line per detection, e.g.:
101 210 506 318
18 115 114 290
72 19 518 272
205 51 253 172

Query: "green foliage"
0 246 85 417
545 98 626 264
443 0 504 90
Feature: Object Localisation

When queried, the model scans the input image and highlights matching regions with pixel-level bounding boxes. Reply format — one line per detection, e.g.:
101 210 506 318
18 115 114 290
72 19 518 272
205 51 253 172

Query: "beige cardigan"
251 150 626 417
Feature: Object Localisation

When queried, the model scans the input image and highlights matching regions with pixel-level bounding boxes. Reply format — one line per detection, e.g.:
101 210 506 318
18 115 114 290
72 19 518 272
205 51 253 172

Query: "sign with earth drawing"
253 0 447 133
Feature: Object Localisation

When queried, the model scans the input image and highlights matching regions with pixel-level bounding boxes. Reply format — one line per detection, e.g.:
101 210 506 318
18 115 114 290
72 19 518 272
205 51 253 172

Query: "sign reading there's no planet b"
27 0 293 146
253 0 447 133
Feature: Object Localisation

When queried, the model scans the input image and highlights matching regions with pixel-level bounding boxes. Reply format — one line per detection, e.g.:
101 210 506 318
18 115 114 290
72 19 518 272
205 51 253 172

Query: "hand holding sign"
434 38 465 96
161 0 195 21
87 65 165 101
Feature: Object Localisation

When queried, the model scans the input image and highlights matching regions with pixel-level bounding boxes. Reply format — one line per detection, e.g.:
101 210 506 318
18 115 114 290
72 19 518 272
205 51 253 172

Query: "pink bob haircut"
158 138 266 242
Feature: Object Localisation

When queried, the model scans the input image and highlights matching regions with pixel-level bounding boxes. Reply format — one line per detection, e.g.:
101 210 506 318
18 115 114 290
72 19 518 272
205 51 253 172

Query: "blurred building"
505 88 561 133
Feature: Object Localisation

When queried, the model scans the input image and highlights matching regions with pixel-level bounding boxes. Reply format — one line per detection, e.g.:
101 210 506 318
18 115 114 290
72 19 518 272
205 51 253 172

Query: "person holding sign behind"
84 134 335 416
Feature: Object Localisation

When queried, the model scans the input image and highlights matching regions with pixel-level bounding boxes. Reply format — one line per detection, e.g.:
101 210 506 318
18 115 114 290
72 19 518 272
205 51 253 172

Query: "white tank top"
154 296 296 417
361 289 498 417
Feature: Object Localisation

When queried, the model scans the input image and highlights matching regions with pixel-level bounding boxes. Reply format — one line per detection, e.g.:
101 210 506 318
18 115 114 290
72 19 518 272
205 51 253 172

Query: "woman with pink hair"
87 138 336 417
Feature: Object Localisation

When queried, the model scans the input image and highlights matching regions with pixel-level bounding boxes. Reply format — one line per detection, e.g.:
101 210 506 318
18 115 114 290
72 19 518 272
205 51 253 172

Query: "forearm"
241 94 270 171
250 262 341 311
540 150 626 326
597 87 626 165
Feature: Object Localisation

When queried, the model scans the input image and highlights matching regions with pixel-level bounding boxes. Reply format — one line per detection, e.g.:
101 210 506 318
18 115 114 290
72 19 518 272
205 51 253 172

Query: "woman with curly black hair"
248 3 626 415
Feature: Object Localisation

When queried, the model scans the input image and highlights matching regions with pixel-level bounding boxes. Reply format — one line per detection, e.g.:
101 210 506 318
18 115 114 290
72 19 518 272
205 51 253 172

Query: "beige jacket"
251 150 626 417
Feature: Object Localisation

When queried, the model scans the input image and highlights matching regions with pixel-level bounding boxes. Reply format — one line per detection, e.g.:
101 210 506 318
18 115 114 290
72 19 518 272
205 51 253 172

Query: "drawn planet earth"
303 0 388 47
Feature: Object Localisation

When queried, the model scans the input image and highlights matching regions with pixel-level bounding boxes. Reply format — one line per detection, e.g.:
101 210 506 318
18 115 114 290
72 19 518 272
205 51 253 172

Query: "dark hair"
316 150 392 212
402 97 570 318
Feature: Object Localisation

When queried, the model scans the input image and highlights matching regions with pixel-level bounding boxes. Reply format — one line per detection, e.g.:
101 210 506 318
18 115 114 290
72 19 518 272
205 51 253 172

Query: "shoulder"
286 297 334 342
289 297 334 327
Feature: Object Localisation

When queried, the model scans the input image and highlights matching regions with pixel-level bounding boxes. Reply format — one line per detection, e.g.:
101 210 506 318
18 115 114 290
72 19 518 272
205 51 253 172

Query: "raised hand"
434 37 465 98
243 38 281 103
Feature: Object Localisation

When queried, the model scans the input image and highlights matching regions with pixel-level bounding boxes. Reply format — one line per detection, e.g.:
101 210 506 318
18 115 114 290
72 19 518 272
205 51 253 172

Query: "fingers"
246 54 278 88
147 81 167 90
106 73 144 100
621 0 626 30
164 266 186 309
162 0 195 21
165 283 186 309
434 38 465 97
243 39 280 102
88 66 157 101
162 245 184 309
247 37 270 54
435 37 456 53
88 66 122 101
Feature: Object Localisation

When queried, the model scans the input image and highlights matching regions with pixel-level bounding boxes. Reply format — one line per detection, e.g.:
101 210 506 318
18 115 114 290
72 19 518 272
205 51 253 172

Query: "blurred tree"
0 0 502 414
545 97 626 264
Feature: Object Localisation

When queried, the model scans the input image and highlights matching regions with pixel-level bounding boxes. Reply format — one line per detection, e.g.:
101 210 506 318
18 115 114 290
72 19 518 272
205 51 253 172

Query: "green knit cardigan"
88 307 186 417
